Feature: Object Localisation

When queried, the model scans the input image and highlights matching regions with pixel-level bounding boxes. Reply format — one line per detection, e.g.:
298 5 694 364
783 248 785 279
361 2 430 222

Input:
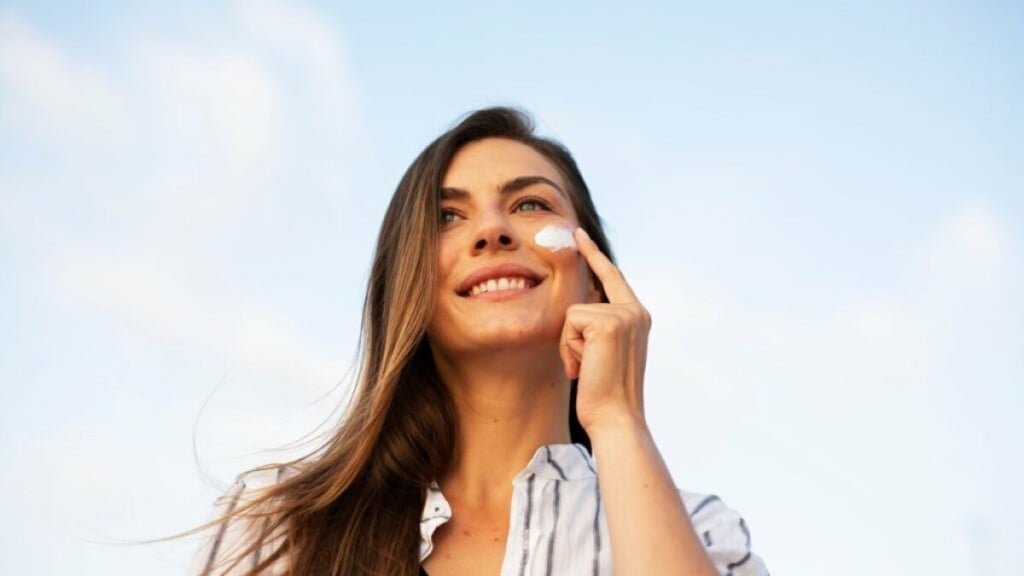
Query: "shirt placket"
502 471 539 576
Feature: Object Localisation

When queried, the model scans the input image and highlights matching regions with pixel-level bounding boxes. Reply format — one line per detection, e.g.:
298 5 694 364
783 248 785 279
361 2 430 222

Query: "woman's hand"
559 227 652 435
561 228 722 576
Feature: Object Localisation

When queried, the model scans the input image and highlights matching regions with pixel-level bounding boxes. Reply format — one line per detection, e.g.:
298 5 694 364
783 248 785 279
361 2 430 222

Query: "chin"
427 305 569 354
438 325 561 356
476 328 557 349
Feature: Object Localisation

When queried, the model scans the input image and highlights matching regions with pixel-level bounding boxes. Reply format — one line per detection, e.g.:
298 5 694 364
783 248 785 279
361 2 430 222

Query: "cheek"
436 239 458 280
428 241 459 323
545 250 591 302
573 258 594 301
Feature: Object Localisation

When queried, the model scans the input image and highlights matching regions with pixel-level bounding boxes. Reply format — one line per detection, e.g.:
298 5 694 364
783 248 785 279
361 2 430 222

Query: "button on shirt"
420 443 767 576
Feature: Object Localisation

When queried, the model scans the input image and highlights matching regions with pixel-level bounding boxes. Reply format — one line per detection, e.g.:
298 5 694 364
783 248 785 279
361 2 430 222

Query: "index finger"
574 227 638 303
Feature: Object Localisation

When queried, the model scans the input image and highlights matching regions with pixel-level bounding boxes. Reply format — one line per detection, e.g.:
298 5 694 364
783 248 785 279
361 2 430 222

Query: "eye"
440 208 462 226
514 196 552 213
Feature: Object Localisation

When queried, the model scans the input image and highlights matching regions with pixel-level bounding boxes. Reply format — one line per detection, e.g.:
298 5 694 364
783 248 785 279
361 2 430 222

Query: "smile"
468 276 537 296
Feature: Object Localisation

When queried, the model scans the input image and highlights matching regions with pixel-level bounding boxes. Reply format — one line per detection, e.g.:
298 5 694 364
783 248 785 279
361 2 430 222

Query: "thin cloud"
0 10 131 151
1 6 362 573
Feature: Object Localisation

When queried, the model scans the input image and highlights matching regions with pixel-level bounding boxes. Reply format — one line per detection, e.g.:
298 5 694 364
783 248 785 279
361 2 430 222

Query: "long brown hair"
198 107 614 575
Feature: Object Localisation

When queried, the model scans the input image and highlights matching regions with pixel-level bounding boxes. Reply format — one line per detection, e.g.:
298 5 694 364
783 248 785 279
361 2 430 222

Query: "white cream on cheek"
534 224 577 252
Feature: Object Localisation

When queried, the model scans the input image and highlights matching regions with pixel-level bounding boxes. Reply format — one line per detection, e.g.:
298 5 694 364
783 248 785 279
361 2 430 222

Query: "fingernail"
576 227 591 242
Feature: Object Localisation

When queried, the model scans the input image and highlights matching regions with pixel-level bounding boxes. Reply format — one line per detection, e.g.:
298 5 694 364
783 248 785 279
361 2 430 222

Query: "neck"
431 344 571 510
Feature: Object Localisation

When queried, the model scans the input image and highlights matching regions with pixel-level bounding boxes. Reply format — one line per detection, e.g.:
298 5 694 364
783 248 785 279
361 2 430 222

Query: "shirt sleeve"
189 469 287 576
682 491 770 576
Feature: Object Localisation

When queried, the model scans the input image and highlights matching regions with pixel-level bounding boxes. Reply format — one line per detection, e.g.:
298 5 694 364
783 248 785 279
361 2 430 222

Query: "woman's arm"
561 228 765 575
588 418 719 576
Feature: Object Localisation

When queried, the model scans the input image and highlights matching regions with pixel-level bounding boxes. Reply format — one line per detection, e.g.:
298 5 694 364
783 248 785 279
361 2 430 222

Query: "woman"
192 107 768 575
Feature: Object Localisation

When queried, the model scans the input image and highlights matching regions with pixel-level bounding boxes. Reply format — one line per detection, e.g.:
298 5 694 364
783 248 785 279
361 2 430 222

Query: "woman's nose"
472 212 520 254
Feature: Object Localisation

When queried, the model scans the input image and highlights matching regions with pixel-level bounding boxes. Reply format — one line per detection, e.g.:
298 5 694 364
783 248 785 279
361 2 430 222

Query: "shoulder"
679 490 770 576
190 465 299 576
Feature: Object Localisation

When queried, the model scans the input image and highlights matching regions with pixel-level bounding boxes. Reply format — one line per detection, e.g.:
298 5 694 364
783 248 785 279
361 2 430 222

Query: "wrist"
583 412 650 446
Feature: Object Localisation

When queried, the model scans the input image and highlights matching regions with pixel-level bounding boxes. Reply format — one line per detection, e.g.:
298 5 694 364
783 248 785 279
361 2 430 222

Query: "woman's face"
427 138 598 357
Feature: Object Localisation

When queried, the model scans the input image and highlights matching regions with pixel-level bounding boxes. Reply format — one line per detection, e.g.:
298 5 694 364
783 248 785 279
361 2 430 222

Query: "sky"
1 1 1021 574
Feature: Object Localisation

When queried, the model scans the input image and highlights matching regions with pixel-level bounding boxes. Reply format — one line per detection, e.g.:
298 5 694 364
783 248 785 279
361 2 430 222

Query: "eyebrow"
440 175 566 201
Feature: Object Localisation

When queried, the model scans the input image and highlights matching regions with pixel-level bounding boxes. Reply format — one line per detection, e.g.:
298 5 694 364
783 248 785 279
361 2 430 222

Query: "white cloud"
54 251 346 395
633 193 1021 575
1 9 364 573
944 202 1008 259
916 201 1018 335
0 11 131 151
846 299 902 345
2 0 361 394
234 0 353 100
231 0 358 159
129 41 280 181
2 0 361 511
926 200 1012 272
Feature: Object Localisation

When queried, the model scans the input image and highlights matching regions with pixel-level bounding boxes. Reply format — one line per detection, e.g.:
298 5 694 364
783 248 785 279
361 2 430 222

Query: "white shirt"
421 443 767 576
194 444 768 575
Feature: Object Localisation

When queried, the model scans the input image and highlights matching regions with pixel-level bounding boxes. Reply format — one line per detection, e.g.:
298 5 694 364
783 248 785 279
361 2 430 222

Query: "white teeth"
468 276 533 295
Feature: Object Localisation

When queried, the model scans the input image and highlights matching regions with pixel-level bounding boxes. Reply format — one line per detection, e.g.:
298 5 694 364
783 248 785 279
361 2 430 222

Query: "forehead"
442 138 567 191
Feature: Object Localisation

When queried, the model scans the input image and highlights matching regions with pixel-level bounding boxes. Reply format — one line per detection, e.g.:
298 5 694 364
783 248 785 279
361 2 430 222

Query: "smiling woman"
429 138 597 359
189 107 769 576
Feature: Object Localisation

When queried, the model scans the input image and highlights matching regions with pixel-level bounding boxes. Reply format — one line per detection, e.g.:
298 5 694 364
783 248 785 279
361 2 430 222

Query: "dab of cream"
534 225 577 252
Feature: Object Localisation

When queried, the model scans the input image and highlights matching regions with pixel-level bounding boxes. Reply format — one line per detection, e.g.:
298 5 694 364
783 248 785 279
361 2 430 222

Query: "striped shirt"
421 444 767 576
193 444 768 575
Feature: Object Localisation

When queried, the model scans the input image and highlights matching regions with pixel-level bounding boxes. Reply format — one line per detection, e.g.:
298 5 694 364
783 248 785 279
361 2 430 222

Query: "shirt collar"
418 443 594 561
517 442 596 482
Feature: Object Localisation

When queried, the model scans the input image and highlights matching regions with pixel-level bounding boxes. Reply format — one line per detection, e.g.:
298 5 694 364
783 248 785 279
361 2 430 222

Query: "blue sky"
1 1 1021 574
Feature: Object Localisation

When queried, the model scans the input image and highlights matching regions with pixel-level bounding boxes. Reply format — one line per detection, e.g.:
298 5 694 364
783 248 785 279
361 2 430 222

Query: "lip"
456 263 545 296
